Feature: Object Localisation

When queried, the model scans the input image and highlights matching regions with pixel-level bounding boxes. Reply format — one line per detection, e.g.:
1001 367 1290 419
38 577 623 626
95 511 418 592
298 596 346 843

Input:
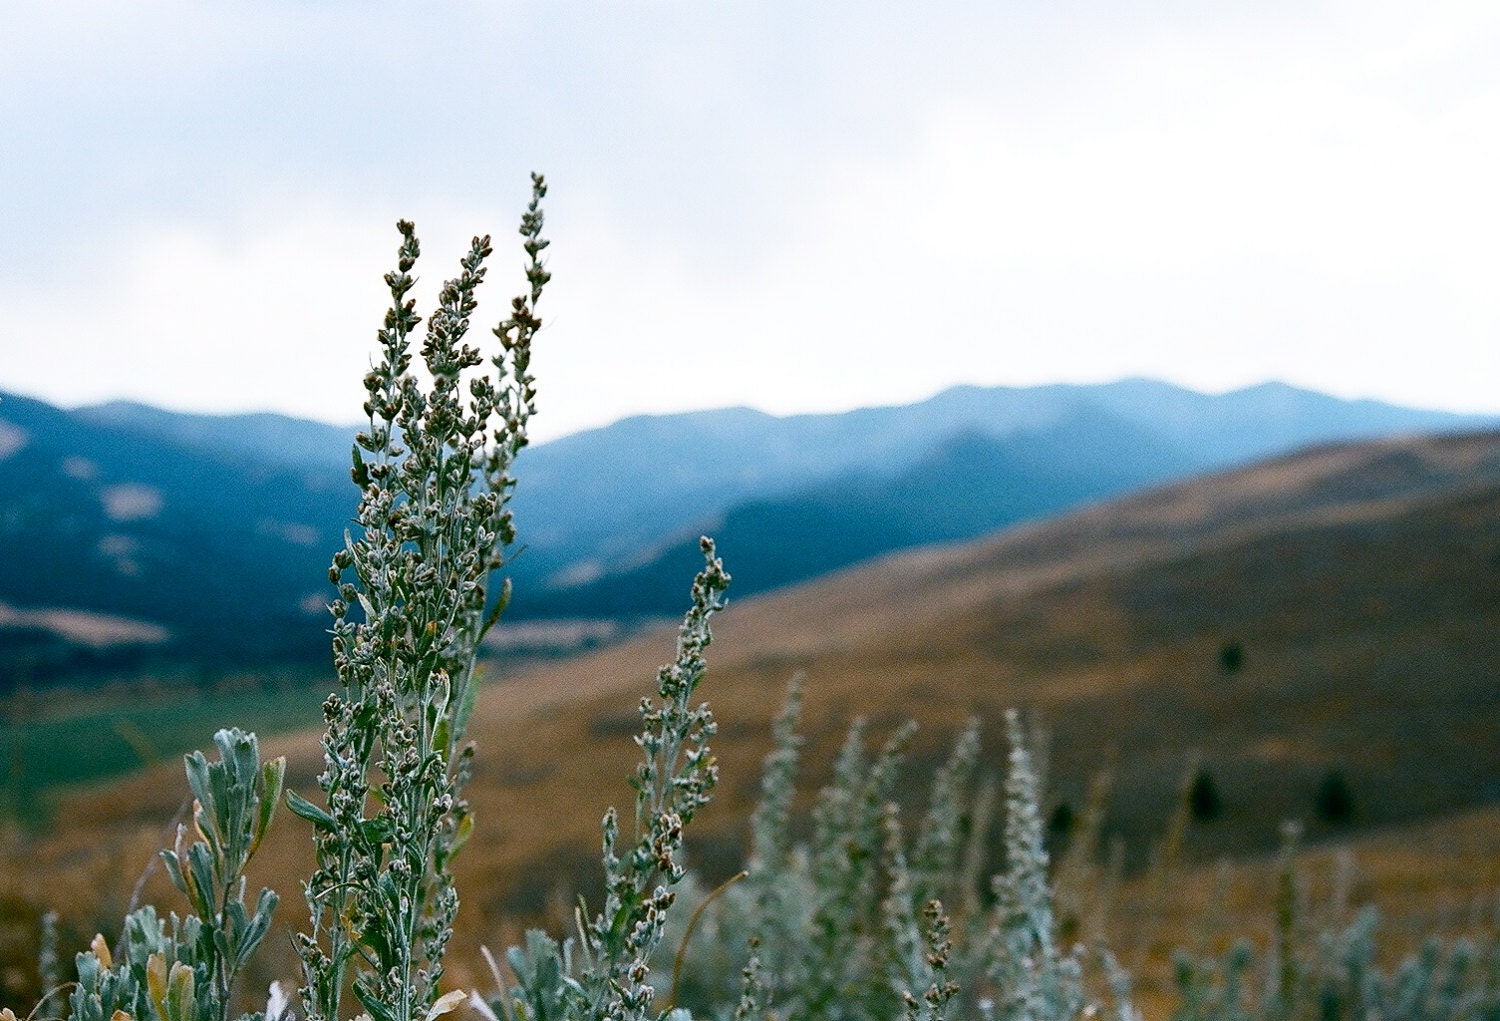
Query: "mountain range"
0 378 1491 680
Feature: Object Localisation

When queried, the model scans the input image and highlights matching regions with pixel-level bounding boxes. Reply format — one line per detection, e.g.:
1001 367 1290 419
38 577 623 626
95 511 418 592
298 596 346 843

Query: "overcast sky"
4 1 1500 441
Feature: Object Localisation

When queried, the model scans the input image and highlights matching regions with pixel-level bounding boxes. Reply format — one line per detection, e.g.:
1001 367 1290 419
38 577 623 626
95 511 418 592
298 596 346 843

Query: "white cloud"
5 1 1500 438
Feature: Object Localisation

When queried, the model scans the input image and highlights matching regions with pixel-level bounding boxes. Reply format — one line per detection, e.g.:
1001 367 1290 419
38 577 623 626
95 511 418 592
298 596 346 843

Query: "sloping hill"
9 428 1499 984
0 394 345 676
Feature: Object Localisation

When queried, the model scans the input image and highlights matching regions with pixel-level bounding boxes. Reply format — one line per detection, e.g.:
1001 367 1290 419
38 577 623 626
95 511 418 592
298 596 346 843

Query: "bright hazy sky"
5 2 1500 441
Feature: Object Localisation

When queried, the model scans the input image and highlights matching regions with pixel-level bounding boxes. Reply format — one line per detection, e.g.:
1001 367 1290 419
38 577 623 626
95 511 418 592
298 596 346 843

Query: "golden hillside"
6 428 1499 999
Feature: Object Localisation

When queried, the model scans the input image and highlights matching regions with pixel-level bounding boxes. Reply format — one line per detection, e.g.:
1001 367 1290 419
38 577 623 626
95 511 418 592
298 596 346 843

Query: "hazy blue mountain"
1075 378 1483 463
509 378 1491 590
0 393 344 679
516 405 1202 617
63 379 1488 591
0 380 1491 677
75 400 359 475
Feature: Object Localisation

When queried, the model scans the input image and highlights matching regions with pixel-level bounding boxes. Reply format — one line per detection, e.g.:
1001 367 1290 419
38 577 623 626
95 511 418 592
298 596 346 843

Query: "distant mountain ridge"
0 379 1491 678
0 392 347 677
511 379 1493 615
75 400 357 475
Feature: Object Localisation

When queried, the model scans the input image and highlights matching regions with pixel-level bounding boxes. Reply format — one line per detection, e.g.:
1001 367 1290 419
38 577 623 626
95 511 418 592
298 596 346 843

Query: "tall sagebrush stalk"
474 540 731 1021
289 175 549 1021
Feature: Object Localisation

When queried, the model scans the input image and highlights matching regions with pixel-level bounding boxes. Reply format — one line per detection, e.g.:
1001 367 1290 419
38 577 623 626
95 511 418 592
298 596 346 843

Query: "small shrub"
1314 769 1355 826
1171 842 1500 1021
1048 802 1076 843
474 541 729 1021
621 690 1135 1021
1188 769 1222 823
64 729 285 1021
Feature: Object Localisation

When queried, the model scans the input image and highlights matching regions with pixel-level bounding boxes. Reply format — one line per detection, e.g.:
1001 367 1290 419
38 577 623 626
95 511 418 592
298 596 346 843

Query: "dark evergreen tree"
1189 768 1223 822
1315 769 1356 825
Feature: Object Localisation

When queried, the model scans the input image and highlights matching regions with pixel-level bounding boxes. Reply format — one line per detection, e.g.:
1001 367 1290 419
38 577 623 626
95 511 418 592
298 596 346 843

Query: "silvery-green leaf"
285 789 337 831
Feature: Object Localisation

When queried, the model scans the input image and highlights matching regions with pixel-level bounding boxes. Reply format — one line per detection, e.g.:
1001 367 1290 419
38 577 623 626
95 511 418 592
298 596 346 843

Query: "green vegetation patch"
0 679 329 821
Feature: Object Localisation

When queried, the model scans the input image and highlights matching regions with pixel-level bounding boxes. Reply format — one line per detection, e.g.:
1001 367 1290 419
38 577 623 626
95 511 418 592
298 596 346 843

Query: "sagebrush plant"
474 539 730 1021
1169 902 1500 1021
637 692 1500 1021
634 684 1134 1021
287 176 550 1021
26 176 555 1021
1169 829 1500 1021
61 728 285 1021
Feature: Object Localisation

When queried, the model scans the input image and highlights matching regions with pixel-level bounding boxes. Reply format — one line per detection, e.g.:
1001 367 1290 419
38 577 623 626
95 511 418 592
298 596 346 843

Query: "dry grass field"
4 429 1499 1015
